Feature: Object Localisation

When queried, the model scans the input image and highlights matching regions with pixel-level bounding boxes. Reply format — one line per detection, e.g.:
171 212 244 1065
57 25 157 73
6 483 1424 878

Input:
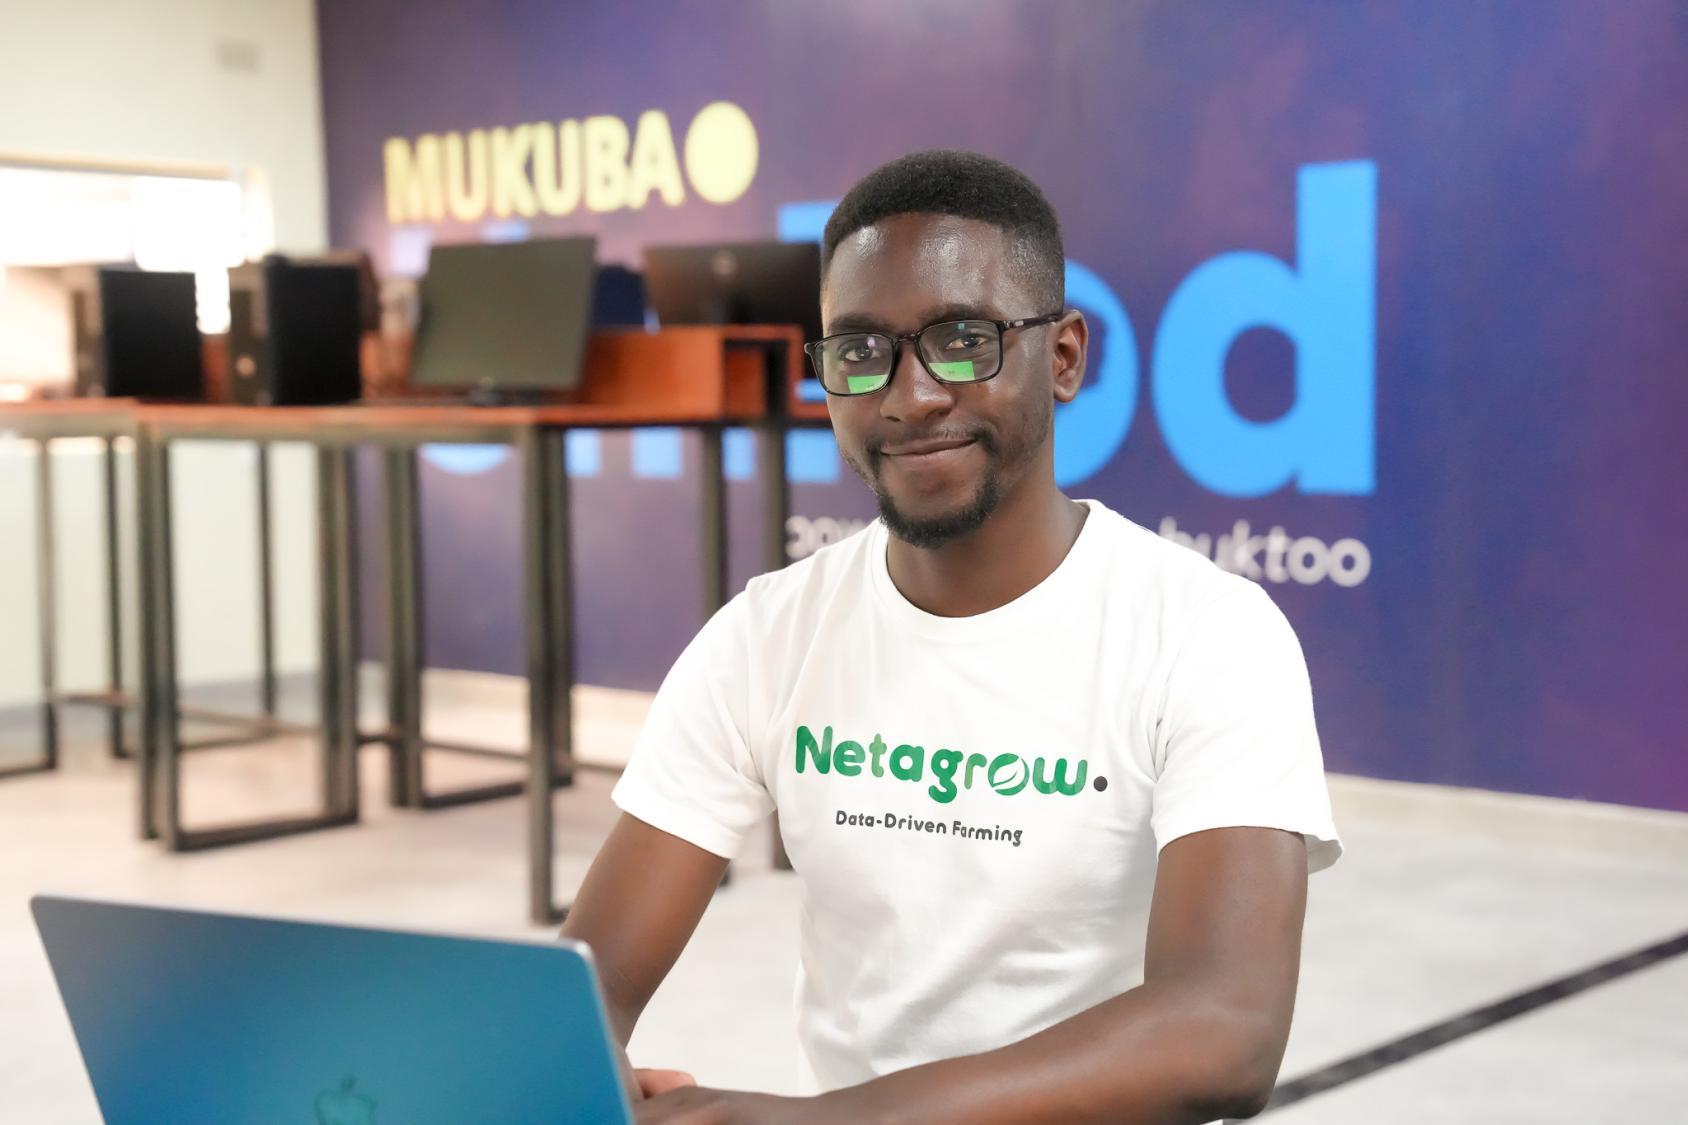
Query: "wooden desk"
0 399 339 828
140 325 802 921
3 325 809 921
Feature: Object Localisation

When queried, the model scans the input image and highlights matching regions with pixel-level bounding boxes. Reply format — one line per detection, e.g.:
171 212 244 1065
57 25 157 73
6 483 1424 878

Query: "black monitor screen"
268 260 364 405
590 264 647 327
99 268 203 400
643 241 822 345
412 237 597 391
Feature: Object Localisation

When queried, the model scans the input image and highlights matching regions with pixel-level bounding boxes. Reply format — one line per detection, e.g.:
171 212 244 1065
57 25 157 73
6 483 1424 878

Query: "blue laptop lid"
32 895 633 1125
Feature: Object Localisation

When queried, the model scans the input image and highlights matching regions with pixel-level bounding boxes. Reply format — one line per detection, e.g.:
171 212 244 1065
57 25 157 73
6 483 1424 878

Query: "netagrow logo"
795 724 1105 805
383 101 758 224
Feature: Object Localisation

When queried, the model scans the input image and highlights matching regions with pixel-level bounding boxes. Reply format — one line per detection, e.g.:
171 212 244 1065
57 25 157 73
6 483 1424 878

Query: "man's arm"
639 827 1306 1123
798 825 1305 1125
560 812 730 1045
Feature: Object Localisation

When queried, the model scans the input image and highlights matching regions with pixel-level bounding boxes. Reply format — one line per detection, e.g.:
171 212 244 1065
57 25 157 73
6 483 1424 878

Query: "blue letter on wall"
1151 161 1377 496
1055 260 1137 488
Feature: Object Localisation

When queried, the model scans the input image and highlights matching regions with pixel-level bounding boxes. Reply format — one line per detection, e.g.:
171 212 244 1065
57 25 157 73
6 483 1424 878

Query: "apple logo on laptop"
315 1074 376 1125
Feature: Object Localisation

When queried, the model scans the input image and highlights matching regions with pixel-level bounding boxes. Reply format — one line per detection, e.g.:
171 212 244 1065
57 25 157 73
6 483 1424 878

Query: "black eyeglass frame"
803 311 1067 397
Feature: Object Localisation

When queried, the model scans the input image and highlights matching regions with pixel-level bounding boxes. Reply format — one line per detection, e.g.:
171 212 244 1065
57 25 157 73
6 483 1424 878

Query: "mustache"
865 425 995 458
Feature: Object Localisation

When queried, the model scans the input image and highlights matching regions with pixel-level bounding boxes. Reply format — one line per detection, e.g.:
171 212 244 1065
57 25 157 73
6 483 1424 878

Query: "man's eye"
944 333 988 350
840 343 878 363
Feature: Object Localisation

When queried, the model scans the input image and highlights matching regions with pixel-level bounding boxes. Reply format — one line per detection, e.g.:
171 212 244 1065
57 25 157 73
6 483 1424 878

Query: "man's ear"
1052 310 1088 404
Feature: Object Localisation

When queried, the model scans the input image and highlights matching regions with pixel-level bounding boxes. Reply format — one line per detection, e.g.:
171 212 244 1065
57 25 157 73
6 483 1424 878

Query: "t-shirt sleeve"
1150 582 1343 874
610 592 775 859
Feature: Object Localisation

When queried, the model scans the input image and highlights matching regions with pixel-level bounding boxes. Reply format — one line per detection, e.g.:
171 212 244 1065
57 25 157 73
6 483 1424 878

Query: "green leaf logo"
988 754 1030 796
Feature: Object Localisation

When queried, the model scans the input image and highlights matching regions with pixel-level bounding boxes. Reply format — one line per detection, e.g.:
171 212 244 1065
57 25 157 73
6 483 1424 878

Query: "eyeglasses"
803 312 1065 397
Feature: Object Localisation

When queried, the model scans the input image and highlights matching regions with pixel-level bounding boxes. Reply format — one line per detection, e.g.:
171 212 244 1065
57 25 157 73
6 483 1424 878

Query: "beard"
845 393 1051 550
876 459 1005 549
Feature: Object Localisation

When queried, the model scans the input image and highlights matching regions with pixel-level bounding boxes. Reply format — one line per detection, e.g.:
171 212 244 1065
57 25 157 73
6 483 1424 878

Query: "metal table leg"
140 431 182 845
695 424 738 887
317 447 361 821
524 428 574 923
135 429 159 836
36 438 57 771
698 424 728 616
38 438 59 770
256 442 277 721
392 445 537 811
103 435 129 760
1 439 59 781
141 435 360 850
15 434 145 779
384 447 424 808
757 418 795 872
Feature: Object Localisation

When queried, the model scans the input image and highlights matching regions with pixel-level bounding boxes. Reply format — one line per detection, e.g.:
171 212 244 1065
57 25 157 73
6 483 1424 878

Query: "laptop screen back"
32 896 632 1125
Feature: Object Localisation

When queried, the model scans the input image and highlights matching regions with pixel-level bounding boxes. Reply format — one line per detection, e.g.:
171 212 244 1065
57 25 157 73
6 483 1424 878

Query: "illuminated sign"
383 100 758 223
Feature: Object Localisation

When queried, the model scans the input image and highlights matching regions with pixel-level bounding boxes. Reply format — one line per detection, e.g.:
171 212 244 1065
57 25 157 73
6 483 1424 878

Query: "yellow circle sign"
684 101 759 205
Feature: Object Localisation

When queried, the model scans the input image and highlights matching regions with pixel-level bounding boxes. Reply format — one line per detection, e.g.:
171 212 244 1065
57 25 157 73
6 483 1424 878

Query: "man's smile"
880 436 977 458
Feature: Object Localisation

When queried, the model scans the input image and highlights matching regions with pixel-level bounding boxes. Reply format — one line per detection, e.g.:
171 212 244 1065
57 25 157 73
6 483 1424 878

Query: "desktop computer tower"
227 255 365 406
69 266 204 400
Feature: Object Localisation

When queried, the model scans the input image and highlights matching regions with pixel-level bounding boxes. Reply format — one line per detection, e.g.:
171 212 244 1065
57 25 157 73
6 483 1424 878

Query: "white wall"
0 0 328 252
0 268 75 383
0 0 332 709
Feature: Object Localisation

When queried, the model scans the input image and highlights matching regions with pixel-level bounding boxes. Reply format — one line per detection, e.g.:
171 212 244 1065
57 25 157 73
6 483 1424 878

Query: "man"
561 149 1342 1124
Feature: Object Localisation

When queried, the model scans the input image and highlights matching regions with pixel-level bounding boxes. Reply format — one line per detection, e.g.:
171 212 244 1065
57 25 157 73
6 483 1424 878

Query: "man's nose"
878 344 954 426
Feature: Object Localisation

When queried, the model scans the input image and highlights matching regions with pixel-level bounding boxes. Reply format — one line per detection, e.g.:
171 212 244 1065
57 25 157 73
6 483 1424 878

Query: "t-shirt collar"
867 498 1104 643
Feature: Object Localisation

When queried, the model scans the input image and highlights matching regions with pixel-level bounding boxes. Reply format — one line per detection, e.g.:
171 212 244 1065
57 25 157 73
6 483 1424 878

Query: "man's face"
822 214 1079 548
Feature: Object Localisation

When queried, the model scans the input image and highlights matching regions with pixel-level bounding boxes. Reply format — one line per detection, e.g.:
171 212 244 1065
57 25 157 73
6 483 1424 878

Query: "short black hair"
821 149 1065 308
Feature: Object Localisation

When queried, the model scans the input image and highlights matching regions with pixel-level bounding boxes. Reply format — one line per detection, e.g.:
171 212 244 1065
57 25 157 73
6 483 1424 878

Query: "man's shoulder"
738 518 880 619
1083 502 1267 626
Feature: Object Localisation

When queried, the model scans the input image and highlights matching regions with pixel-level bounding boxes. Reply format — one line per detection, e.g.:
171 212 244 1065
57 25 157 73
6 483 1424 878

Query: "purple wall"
321 1 1688 812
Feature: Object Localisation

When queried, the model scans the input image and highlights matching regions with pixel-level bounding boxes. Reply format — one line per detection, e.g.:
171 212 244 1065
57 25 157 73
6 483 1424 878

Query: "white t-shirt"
612 500 1342 1096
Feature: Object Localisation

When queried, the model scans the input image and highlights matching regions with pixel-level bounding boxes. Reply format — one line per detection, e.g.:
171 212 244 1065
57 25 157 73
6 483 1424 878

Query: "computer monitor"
590 264 647 328
643 240 822 345
67 266 204 401
310 248 381 331
411 237 597 395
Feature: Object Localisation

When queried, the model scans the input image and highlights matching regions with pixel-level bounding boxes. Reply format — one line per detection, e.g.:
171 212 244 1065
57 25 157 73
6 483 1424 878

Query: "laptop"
31 895 634 1124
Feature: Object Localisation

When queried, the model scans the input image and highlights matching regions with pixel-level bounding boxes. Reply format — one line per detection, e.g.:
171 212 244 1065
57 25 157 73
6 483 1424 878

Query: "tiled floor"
3 692 1685 1122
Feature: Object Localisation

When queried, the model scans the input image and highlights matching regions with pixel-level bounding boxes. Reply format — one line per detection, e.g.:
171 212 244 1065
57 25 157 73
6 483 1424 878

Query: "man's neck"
885 481 1089 618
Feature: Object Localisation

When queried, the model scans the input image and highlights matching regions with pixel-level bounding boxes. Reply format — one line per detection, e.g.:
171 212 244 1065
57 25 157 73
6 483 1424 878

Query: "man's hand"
633 1068 699 1100
634 1085 831 1124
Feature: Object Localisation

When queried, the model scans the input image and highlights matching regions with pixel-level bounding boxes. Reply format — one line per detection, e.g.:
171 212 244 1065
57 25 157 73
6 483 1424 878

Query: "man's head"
818 150 1086 549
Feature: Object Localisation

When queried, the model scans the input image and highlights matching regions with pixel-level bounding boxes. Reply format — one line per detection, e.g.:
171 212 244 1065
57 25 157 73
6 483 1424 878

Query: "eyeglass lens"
814 320 1002 395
